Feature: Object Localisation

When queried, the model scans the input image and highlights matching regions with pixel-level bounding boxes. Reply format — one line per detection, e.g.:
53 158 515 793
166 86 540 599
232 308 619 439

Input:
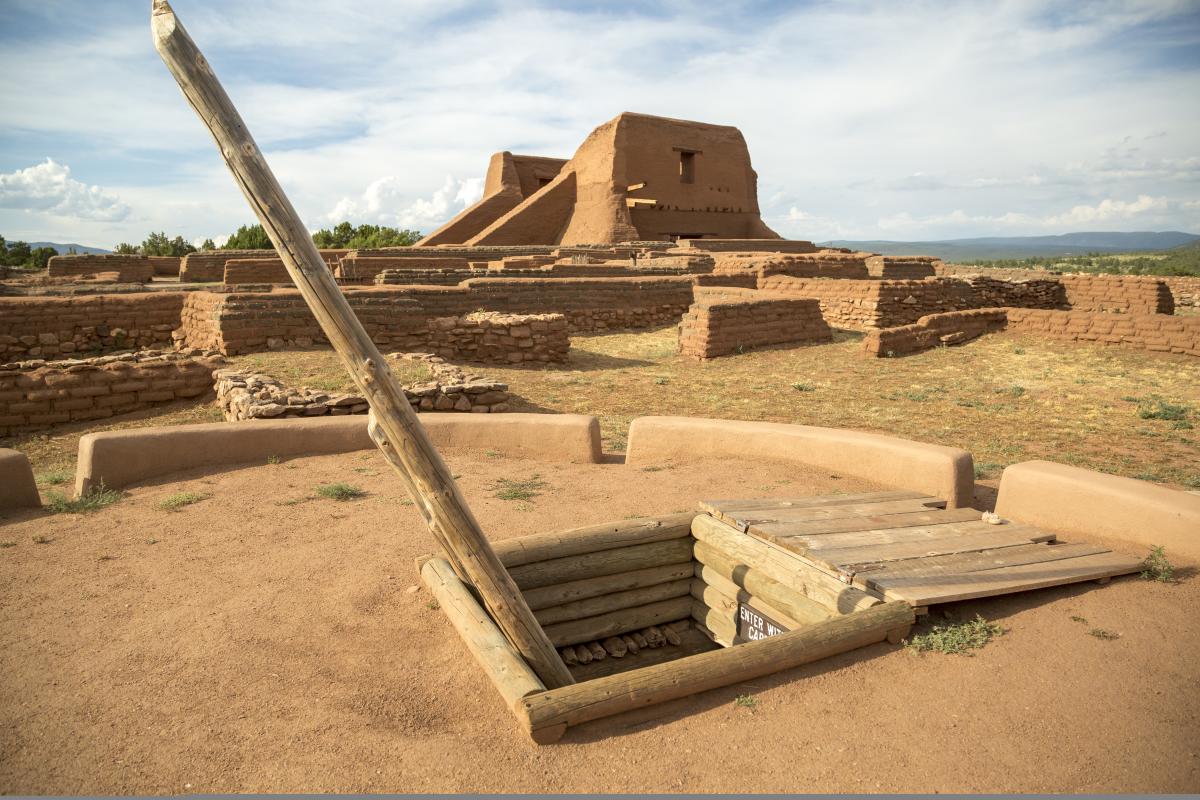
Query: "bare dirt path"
1 450 1197 793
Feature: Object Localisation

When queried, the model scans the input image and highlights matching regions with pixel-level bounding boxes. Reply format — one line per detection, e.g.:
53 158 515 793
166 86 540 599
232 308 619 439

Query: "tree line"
0 236 58 270
112 222 422 256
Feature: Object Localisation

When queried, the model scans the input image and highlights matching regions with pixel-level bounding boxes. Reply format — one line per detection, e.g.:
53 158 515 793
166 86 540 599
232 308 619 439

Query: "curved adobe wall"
995 461 1200 561
624 416 975 508
74 413 602 494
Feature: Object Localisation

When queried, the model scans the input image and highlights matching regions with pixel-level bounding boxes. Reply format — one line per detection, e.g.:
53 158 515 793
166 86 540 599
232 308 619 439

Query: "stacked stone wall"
0 349 224 434
180 249 345 282
864 308 1200 358
678 294 832 359
714 252 869 280
47 255 155 283
1163 276 1200 308
865 255 938 279
223 258 290 285
339 256 471 282
676 239 816 253
1058 274 1173 314
0 293 186 361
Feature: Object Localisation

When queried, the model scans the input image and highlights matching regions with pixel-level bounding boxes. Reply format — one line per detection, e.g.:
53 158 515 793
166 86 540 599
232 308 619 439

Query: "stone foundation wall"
678 294 832 359
676 239 817 253
0 349 224 434
713 252 869 280
47 255 155 282
864 308 1200 358
1058 274 1173 314
0 292 186 361
374 268 475 286
865 255 938 279
339 256 471 282
180 249 346 282
215 353 511 421
1163 276 1200 308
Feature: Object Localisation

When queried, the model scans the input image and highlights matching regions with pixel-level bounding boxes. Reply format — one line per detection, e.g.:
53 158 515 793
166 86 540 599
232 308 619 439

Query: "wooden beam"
493 513 693 568
521 563 695 611
693 540 832 625
519 600 914 742
151 0 572 689
534 579 692 626
507 538 694 590
420 558 545 710
541 597 693 647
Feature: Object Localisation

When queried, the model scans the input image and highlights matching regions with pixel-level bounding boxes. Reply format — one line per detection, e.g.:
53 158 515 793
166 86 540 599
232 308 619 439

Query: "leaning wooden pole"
150 0 572 689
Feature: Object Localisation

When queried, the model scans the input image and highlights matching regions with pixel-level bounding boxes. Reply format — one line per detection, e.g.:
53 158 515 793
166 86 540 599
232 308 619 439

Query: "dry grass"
232 350 433 393
3 327 1197 489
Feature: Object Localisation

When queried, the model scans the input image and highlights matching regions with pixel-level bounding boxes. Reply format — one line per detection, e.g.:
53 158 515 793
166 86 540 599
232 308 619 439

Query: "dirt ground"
1 449 1197 794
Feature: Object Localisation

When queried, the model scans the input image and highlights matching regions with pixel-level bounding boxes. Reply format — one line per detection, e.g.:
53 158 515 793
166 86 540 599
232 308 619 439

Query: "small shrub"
654 376 670 386
426 599 440 611
32 535 51 544
1008 384 1026 398
1138 400 1191 421
734 694 757 710
1139 546 1174 583
157 491 210 512
1013 346 1025 355
46 485 124 514
1089 628 1120 640
35 469 71 486
1070 615 1088 624
493 474 547 502
906 615 1004 655
316 483 366 501
791 381 816 392
0 541 16 548
267 455 281 465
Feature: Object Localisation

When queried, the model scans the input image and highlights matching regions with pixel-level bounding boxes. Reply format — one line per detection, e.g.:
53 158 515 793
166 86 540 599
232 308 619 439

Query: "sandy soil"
1 450 1197 793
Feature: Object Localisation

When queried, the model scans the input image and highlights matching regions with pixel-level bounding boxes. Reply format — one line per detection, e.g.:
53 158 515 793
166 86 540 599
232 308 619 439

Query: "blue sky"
1 0 1198 248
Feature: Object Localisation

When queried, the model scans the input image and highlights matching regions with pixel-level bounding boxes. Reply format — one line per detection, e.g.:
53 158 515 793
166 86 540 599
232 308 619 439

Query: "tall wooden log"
150 0 571 689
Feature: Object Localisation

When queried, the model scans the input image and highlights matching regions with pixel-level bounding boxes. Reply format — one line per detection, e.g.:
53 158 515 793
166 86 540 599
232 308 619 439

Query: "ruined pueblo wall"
678 295 832 359
1163 276 1200 308
679 239 816 253
180 249 346 282
1057 274 1173 314
339 256 472 282
47 255 155 283
937 264 1196 310
0 293 186 361
714 252 869 280
864 308 1200 358
758 276 1066 329
223 258 289 285
0 349 224 435
177 277 693 355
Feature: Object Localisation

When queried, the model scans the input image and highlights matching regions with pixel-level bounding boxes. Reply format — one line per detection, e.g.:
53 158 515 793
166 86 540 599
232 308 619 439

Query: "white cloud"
874 195 1196 235
0 159 130 221
326 175 483 231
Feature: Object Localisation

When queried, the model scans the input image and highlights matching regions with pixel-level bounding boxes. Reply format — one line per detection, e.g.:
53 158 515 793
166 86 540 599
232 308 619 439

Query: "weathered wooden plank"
692 540 832 625
810 529 1054 571
691 574 804 631
691 598 737 647
869 551 1141 605
541 597 693 647
725 498 949 529
149 1 578 688
690 514 879 614
521 563 695 611
534 579 692 625
856 541 1109 582
420 558 545 710
776 519 1007 552
700 491 930 518
748 507 983 541
518 600 915 742
494 513 694 568
507 538 694 590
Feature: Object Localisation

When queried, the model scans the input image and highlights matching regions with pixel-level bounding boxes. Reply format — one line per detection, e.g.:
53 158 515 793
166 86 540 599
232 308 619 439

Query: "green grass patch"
493 474 548 502
973 461 1003 479
315 483 366 501
35 469 71 486
906 615 1005 655
46 485 124 515
157 491 210 512
1138 400 1191 421
734 694 757 710
1140 546 1174 582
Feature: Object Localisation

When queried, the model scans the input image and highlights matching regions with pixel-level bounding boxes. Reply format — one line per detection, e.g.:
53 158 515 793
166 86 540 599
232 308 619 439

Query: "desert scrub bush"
493 474 547 502
157 491 210 512
734 694 757 710
46 485 124 514
906 615 1004 655
1138 400 1191 421
1139 546 1174 583
315 483 366 501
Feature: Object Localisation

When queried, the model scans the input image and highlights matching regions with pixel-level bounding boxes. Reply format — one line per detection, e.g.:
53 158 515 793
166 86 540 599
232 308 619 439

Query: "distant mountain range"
27 242 112 255
821 231 1200 261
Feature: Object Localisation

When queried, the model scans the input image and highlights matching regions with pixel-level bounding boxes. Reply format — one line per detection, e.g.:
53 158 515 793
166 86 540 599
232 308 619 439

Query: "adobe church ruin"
418 112 781 246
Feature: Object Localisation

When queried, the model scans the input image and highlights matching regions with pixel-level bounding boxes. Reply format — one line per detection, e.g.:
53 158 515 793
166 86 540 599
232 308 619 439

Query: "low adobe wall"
995 461 1200 561
46 255 154 283
0 292 186 361
339 256 472 282
0 448 40 510
74 413 603 493
0 349 225 435
865 255 937 279
1162 276 1200 308
676 239 816 253
180 249 346 282
1058 274 1173 314
678 295 831 359
176 277 694 354
625 416 975 508
864 308 1200 357
713 252 869 280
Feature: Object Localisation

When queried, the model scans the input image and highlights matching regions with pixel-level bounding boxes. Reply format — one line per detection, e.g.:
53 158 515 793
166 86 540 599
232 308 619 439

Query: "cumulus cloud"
0 159 130 221
875 195 1194 234
325 175 484 231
